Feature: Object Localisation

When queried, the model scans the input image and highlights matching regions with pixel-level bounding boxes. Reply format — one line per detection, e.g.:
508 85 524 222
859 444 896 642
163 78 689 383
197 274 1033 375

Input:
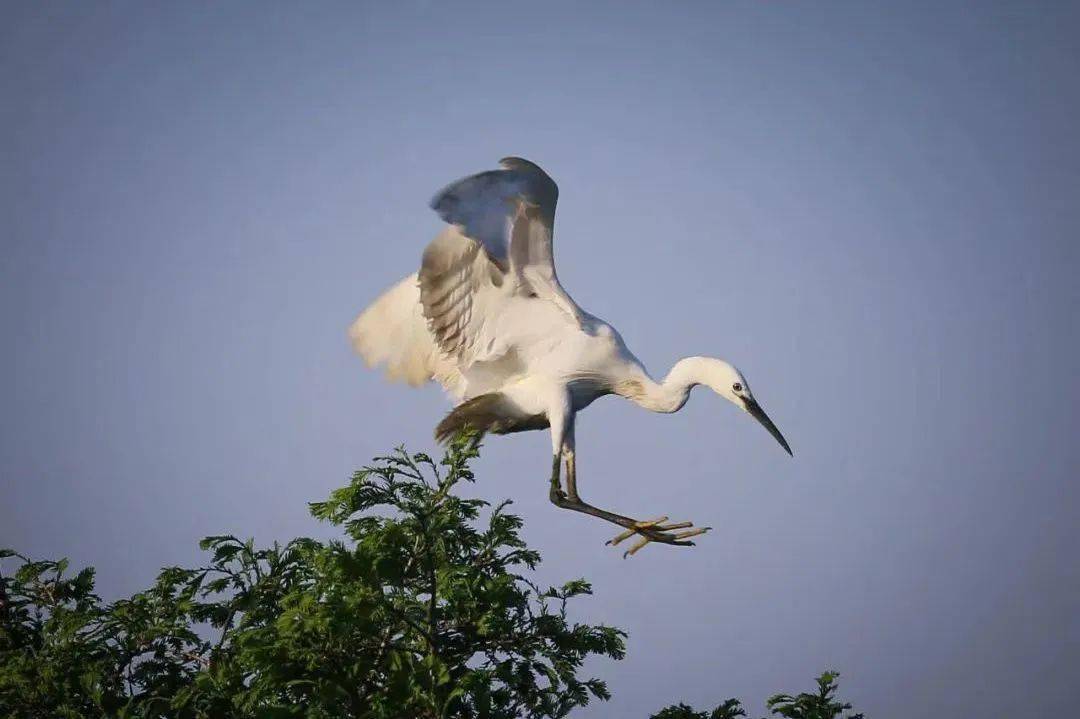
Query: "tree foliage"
764 671 864 719
649 697 746 719
0 437 623 718
1 437 866 718
649 671 863 719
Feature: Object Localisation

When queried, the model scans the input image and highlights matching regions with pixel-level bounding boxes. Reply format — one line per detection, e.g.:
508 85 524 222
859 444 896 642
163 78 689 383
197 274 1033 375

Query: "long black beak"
744 398 793 456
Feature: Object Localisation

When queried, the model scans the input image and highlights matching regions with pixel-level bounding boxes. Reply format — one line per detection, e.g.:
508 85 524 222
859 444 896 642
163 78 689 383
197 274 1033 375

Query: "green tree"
765 671 863 719
649 698 746 719
0 437 624 718
2 437 867 719
649 672 862 719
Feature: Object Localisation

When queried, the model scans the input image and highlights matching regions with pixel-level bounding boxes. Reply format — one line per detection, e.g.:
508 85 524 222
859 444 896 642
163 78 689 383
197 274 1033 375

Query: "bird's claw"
605 516 712 557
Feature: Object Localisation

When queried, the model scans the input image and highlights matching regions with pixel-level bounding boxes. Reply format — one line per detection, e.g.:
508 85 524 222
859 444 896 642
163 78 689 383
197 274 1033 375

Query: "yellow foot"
605 516 712 558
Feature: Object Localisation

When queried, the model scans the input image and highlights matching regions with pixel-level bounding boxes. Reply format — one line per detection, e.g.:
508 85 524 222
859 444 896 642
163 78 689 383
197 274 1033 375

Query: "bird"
350 157 791 556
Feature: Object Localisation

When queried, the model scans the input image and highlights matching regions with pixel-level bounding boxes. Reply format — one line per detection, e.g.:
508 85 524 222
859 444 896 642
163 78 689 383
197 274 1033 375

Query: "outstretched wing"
349 273 464 395
421 157 581 367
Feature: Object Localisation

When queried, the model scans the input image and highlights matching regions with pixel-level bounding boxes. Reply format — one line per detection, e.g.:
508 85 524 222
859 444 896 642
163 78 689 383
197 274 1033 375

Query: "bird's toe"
607 517 710 556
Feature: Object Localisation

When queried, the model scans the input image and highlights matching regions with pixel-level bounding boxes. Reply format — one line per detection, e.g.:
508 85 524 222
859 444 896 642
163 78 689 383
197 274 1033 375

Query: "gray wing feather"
429 157 558 271
421 157 578 365
419 229 485 359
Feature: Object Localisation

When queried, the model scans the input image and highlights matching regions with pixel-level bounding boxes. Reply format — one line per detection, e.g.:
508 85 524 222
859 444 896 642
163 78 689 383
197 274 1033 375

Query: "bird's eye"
732 382 742 392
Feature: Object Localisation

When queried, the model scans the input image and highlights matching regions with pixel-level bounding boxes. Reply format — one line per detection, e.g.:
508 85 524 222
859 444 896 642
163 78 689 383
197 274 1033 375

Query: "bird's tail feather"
434 393 549 444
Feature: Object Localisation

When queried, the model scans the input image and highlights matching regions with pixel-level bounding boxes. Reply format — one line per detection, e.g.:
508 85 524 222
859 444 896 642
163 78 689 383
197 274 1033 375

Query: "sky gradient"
2 2 1078 716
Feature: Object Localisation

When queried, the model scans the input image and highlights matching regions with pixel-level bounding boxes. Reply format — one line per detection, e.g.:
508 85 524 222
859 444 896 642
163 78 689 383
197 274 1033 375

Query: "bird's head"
691 357 793 456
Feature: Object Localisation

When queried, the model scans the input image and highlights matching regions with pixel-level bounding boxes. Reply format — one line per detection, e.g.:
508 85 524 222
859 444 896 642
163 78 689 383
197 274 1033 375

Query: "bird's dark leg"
549 431 709 556
551 485 706 554
547 453 565 503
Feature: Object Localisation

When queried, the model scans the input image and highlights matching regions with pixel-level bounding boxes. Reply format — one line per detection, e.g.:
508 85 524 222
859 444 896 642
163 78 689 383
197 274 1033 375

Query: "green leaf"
0 441 863 719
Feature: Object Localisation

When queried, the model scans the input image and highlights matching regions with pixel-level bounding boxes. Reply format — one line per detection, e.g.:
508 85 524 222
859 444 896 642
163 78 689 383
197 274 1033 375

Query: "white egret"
350 157 791 555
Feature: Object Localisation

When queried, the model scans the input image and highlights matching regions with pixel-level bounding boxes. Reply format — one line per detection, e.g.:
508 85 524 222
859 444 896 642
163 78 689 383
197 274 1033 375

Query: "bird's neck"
621 357 722 414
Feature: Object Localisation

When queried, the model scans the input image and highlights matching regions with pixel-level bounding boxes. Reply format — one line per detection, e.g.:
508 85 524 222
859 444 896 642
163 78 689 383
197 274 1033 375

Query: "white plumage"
349 272 460 391
351 157 790 555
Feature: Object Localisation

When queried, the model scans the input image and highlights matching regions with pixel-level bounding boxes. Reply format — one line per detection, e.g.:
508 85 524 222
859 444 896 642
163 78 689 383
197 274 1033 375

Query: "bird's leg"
552 493 708 556
551 439 709 557
562 433 579 503
564 448 579 502
547 453 565 503
547 393 573 505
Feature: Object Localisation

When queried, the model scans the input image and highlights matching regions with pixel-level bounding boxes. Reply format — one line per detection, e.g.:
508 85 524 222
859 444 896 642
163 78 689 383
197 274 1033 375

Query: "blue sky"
2 2 1078 716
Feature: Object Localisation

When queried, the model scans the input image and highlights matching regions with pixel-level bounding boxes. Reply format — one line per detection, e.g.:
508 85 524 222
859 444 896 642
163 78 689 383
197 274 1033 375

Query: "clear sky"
2 2 1078 716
